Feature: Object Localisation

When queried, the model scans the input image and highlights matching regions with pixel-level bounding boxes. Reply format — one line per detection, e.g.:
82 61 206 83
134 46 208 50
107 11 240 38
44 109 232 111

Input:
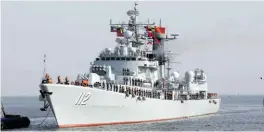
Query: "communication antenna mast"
109 2 155 47
133 2 139 43
165 51 181 78
43 54 47 76
164 51 181 90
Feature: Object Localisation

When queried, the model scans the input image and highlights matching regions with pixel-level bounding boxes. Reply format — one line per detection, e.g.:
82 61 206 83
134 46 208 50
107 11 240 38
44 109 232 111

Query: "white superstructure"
39 3 220 128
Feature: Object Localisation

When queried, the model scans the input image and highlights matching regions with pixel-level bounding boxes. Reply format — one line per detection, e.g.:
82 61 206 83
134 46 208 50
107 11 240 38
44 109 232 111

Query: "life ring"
181 100 184 103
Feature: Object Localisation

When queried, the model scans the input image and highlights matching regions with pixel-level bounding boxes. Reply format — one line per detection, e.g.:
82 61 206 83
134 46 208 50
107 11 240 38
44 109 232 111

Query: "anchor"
39 90 52 111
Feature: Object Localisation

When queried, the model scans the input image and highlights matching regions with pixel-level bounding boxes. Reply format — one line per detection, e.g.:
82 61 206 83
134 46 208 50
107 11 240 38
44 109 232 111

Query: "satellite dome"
171 72 180 80
124 30 133 39
185 71 195 83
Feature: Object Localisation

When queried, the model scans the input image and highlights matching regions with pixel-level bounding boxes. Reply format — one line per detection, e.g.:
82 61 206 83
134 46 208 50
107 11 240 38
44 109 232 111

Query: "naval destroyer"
39 3 220 128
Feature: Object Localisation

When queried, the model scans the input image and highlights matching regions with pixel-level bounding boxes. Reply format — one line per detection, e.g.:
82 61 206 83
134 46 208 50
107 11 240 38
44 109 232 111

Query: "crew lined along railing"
41 74 219 101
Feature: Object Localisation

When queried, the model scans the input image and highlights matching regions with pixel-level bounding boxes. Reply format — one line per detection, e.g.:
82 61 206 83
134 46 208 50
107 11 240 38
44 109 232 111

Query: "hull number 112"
75 92 91 105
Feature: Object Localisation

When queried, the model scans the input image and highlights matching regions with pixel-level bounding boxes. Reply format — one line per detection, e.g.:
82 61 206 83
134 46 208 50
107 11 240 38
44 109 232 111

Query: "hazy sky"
1 1 264 96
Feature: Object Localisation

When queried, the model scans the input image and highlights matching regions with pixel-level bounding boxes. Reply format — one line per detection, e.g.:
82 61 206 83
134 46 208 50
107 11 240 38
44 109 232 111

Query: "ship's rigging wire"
37 54 52 127
37 107 51 127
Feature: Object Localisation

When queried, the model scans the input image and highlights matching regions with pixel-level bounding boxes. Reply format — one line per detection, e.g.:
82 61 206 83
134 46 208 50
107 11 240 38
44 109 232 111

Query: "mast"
133 2 139 44
109 2 155 47
154 26 179 80
43 54 46 75
109 2 180 82
165 51 181 89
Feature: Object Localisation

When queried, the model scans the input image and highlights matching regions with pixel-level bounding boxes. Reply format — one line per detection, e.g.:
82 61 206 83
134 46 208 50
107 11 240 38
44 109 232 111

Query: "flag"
147 31 153 37
153 26 165 39
144 26 155 32
110 26 117 32
145 30 154 44
144 26 161 45
145 31 160 45
116 27 124 37
111 26 124 37
154 26 165 34
147 26 153 31
153 37 160 45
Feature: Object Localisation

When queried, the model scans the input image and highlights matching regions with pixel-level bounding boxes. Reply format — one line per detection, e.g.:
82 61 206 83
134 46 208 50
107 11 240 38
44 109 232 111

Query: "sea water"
1 95 264 131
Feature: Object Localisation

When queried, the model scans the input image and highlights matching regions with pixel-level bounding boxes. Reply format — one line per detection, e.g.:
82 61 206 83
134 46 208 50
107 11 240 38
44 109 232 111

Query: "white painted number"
75 92 91 105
